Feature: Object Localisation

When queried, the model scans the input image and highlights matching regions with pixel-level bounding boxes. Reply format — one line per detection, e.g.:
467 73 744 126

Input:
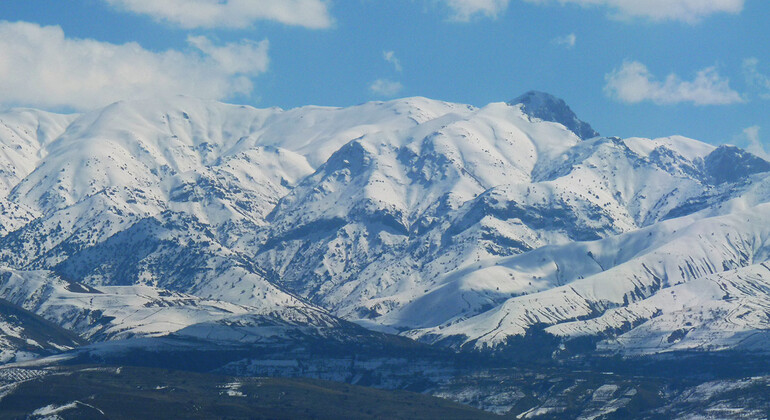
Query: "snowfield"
0 91 768 361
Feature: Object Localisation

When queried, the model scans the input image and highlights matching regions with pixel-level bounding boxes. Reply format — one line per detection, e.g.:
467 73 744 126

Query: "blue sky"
0 0 768 153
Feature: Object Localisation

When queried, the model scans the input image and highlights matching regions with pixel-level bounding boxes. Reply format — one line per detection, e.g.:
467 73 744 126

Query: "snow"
0 267 326 342
31 401 79 416
623 135 714 161
0 93 769 358
219 381 246 397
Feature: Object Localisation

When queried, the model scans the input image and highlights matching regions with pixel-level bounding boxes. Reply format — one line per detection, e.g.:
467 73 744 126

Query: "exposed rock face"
509 90 600 140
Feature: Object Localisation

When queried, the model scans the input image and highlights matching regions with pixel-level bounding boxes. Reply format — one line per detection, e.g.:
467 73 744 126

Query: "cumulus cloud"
604 60 744 106
440 0 511 20
383 51 402 72
552 33 576 48
369 79 404 97
102 0 333 29
524 0 743 23
743 58 770 99
0 21 269 111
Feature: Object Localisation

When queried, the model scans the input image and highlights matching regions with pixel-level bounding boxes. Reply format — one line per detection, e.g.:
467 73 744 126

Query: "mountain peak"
508 91 599 140
704 145 770 184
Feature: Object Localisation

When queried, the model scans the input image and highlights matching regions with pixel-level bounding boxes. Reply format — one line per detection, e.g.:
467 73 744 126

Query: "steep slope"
405 203 770 352
509 91 599 140
253 101 588 316
0 298 85 364
0 93 768 360
0 267 343 345
0 109 77 197
252 107 770 353
0 109 76 236
0 265 420 365
0 96 466 304
0 267 249 341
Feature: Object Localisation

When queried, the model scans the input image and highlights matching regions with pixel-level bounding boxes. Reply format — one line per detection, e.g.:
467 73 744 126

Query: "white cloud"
743 58 770 100
0 21 269 111
440 0 742 23
440 0 511 20
604 60 744 106
369 79 404 97
524 0 743 23
187 36 269 75
552 33 576 48
374 53 403 97
103 0 333 29
383 51 403 72
736 126 769 160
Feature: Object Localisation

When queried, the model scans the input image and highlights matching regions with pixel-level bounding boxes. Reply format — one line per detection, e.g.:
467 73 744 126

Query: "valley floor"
0 365 497 420
2 350 770 419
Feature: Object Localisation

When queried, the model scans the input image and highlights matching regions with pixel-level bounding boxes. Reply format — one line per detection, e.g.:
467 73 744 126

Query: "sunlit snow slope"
0 91 769 357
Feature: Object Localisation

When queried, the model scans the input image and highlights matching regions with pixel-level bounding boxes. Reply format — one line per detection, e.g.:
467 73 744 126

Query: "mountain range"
0 91 769 417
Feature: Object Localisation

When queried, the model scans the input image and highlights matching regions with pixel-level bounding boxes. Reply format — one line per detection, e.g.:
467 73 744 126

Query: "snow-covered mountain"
0 92 769 362
0 296 84 364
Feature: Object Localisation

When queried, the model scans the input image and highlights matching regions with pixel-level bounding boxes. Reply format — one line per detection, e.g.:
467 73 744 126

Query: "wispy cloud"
0 21 269 110
187 36 269 75
383 51 403 72
102 0 333 29
743 58 770 100
552 33 576 48
369 79 404 97
440 0 511 21
604 60 744 106
526 0 743 23
735 126 769 160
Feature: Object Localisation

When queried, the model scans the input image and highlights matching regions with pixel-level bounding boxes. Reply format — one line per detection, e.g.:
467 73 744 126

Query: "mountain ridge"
0 92 767 362
509 90 600 140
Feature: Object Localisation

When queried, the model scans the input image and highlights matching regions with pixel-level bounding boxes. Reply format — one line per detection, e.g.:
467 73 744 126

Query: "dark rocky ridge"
509 90 600 140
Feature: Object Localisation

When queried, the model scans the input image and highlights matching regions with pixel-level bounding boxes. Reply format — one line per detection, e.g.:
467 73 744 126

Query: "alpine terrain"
1 91 770 418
